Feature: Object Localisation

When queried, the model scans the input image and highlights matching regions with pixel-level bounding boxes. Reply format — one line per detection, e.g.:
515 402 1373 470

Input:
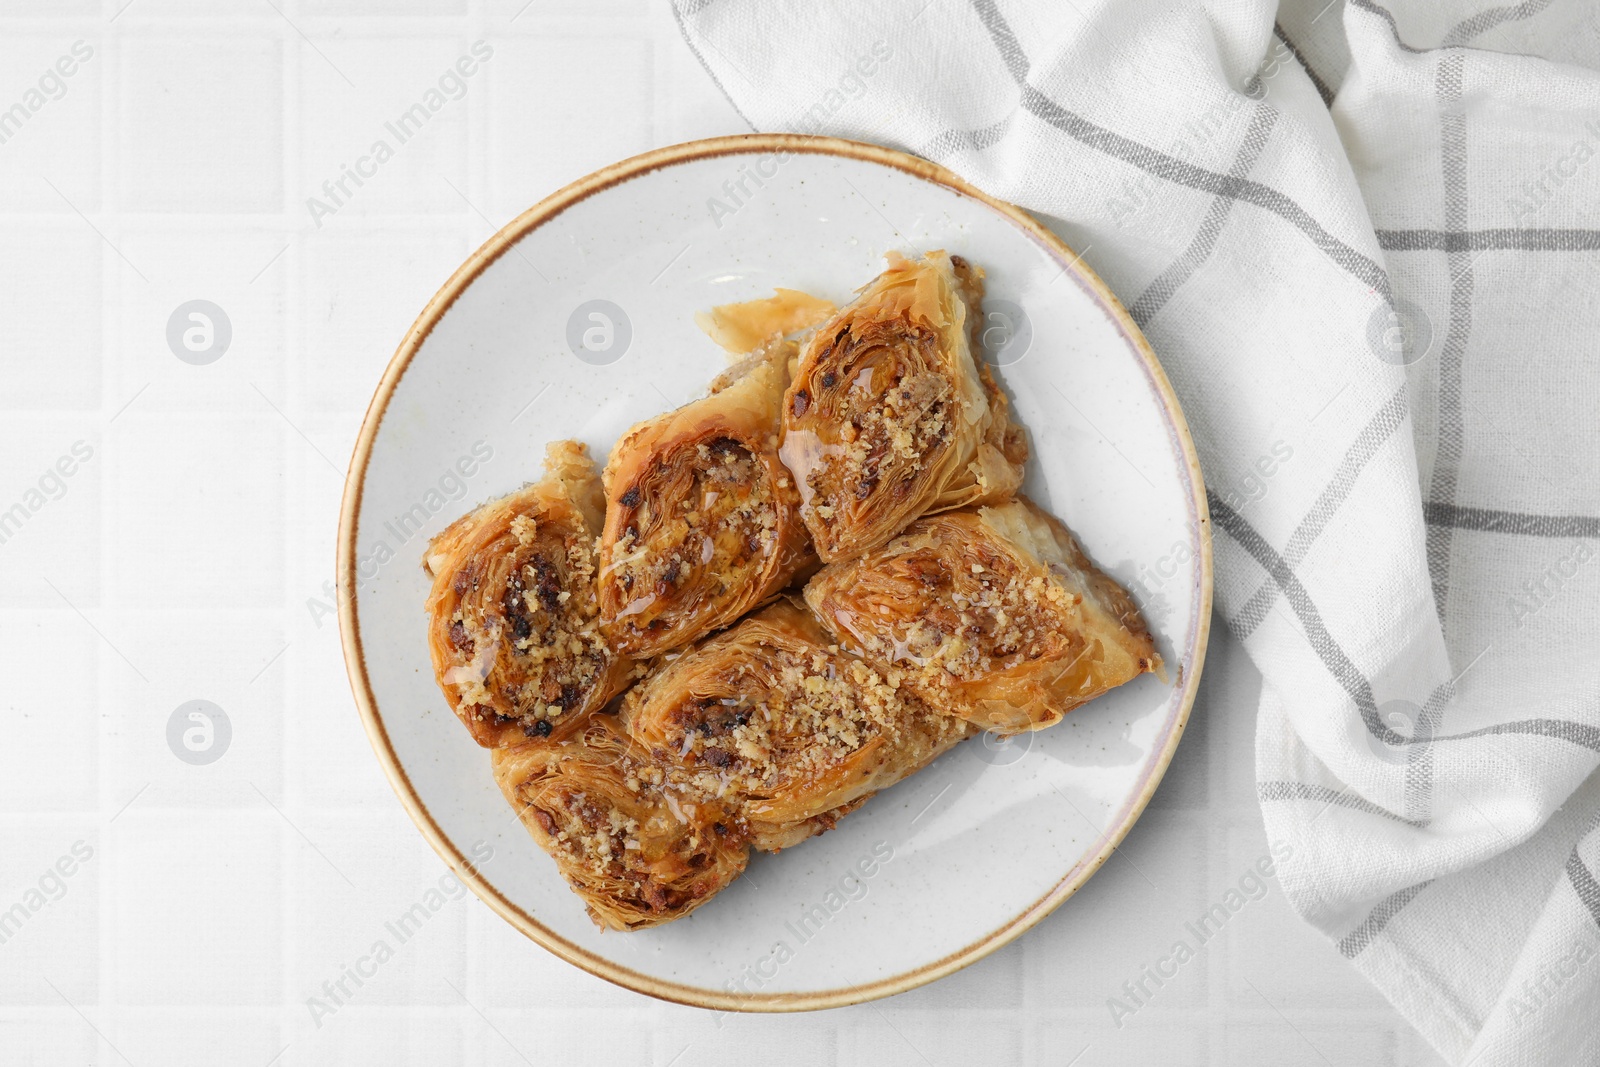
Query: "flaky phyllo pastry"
779 251 1027 562
693 288 836 356
425 252 1162 930
805 499 1160 735
492 718 747 931
597 343 813 657
619 598 974 851
424 441 636 747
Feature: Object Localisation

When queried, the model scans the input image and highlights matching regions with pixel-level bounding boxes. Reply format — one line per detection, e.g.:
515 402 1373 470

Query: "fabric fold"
675 1 1600 1062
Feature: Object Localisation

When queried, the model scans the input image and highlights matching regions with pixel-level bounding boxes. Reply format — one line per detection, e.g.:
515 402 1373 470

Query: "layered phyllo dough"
618 598 972 851
425 441 636 747
598 345 813 657
493 718 747 930
805 499 1159 734
425 251 1169 931
779 251 1026 562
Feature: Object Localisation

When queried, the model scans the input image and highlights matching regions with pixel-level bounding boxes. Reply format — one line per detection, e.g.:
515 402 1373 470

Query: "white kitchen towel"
674 1 1600 1063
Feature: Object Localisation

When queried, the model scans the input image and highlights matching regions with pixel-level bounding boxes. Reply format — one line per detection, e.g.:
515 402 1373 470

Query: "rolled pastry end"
493 720 749 931
424 441 634 748
598 352 812 658
780 250 1026 563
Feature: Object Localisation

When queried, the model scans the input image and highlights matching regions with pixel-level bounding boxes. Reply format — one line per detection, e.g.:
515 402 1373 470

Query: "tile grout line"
280 2 300 1042
97 0 118 977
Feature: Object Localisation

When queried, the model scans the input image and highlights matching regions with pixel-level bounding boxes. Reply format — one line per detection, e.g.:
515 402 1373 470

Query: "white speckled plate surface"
339 134 1211 1011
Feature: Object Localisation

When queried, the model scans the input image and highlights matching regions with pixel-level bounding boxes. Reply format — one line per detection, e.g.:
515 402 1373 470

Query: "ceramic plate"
339 134 1211 1011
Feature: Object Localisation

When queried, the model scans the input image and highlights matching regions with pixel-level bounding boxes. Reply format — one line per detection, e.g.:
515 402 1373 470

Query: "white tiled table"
0 2 1446 1063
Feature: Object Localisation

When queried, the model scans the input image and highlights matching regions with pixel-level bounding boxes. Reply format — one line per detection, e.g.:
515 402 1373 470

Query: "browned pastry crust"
778 250 1026 563
694 288 836 356
424 441 636 748
805 498 1159 734
618 598 972 851
492 718 748 930
449 252 1164 931
952 254 1030 477
597 346 814 657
